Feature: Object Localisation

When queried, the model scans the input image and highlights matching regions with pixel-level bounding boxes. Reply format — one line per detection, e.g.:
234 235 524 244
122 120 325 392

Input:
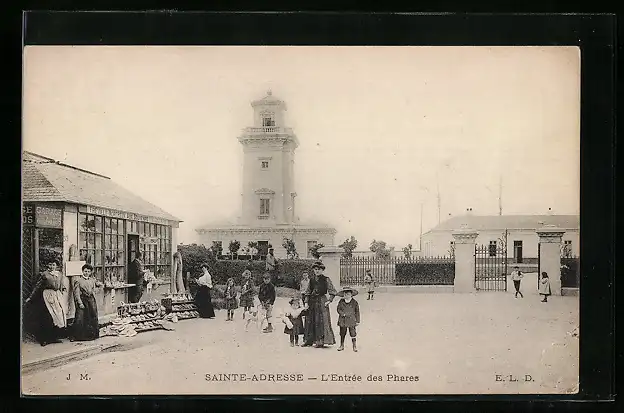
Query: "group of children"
217 266 364 352
222 270 276 331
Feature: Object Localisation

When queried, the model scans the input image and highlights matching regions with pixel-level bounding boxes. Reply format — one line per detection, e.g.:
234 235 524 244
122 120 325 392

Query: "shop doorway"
257 241 269 259
127 234 139 264
22 227 64 339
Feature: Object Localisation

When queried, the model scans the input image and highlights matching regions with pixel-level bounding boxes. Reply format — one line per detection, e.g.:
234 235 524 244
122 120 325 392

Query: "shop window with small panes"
138 222 172 280
79 214 127 283
79 213 104 282
104 217 125 284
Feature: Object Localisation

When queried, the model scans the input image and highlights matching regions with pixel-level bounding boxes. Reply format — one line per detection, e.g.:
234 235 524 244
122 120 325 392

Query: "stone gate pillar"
452 228 479 293
536 225 566 296
318 245 345 290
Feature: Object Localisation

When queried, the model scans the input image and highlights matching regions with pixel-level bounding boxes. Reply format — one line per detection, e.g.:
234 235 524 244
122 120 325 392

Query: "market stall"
161 293 199 320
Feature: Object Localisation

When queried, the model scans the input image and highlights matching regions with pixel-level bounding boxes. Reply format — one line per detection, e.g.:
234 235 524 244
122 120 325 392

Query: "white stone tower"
238 90 299 226
196 91 335 259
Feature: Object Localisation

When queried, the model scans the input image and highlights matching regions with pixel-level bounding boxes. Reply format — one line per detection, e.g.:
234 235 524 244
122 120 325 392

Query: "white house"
196 91 336 258
420 213 579 261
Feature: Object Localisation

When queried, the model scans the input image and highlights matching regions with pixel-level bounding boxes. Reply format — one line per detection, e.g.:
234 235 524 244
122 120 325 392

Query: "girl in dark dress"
302 261 337 348
224 277 239 321
195 264 215 319
239 270 256 318
25 260 68 346
71 264 103 341
283 298 305 347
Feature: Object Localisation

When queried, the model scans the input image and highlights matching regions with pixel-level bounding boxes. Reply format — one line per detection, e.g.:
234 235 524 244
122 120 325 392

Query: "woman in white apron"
25 260 68 346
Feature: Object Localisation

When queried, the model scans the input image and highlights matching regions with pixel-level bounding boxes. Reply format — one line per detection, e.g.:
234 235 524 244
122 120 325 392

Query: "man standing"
510 266 524 298
266 248 278 281
128 252 146 303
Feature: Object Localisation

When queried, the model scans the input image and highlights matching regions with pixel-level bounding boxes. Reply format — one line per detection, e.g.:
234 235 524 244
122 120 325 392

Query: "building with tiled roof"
420 211 579 260
22 151 182 328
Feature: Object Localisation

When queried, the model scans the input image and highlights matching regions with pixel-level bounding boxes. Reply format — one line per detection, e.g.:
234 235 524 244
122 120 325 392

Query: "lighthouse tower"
238 90 299 226
196 91 335 259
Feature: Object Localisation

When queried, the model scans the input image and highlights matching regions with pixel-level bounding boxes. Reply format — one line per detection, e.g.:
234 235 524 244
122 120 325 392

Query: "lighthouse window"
260 199 270 216
261 161 269 169
262 113 275 127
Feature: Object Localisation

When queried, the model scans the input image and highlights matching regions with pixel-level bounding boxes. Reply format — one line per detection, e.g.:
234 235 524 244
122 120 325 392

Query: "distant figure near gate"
364 269 376 300
511 266 524 298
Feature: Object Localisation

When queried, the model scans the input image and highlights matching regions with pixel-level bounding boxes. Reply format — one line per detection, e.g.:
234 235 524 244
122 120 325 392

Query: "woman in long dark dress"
302 261 337 348
195 264 215 319
25 260 68 346
71 264 103 341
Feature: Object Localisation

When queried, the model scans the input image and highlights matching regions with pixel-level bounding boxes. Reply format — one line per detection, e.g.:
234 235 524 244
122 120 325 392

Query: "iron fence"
340 255 454 286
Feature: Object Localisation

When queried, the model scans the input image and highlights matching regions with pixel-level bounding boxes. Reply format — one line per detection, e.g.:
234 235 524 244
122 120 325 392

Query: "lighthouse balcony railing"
243 127 293 134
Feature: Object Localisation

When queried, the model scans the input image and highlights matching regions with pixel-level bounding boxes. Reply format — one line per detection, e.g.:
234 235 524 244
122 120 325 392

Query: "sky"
23 46 580 250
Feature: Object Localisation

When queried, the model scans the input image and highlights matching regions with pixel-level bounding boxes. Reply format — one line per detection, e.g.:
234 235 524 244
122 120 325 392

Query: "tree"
282 237 299 259
402 243 413 259
210 241 223 258
178 243 213 278
338 236 358 258
309 243 325 259
228 240 241 259
247 241 259 260
370 239 393 259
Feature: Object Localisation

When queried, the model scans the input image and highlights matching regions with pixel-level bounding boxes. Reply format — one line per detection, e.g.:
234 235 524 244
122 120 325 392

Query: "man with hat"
336 286 361 352
265 248 278 280
302 261 337 348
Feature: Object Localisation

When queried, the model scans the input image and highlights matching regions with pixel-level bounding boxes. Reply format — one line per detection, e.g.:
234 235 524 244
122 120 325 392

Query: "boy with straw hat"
336 286 361 352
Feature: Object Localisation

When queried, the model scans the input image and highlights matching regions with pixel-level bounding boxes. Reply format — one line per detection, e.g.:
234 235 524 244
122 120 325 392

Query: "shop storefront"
22 151 181 338
22 202 180 331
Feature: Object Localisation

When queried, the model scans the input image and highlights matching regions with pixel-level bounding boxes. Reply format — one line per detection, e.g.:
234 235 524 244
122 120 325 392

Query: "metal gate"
475 243 508 291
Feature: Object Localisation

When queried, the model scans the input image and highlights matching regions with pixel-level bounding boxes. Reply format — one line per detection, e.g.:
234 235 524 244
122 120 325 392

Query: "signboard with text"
140 236 159 245
23 203 35 226
78 205 170 225
35 205 63 228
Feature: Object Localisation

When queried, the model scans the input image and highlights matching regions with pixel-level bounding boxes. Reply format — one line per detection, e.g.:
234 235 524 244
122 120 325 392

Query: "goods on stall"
115 299 167 333
104 280 135 290
100 318 137 337
163 293 194 303
162 313 179 323
161 294 199 321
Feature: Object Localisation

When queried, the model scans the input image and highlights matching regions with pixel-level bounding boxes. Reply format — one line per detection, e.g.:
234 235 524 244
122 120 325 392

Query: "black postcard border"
11 11 617 410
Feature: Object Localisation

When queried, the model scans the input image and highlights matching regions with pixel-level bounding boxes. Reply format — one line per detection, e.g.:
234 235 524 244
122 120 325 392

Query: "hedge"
178 243 317 289
395 262 455 285
560 257 580 288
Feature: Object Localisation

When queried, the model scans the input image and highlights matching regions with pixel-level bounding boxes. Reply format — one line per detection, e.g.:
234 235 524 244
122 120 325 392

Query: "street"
22 291 579 395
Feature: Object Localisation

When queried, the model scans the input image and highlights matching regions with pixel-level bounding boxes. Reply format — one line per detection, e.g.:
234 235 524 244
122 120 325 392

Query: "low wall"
354 285 454 294
562 287 579 296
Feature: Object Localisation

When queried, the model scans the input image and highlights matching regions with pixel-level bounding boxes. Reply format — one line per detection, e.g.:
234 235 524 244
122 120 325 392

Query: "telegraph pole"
436 178 441 224
420 202 424 250
498 175 503 216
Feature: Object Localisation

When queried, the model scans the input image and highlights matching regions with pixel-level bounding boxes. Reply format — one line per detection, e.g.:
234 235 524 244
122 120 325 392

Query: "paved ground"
21 290 579 395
